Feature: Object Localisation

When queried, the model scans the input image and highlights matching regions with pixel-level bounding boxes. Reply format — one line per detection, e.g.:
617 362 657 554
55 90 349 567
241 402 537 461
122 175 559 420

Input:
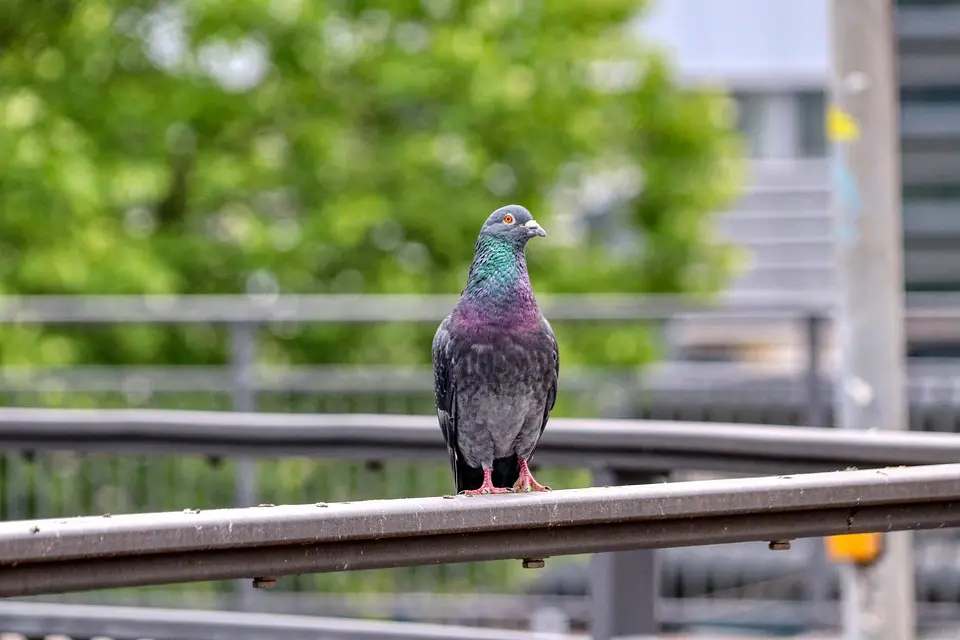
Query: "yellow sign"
827 105 860 143
825 532 882 564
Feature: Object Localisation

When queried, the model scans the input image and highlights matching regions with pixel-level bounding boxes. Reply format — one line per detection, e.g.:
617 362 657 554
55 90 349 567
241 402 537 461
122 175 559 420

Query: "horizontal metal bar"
14 599 956 640
0 293 833 323
0 291 953 324
0 601 573 640
0 464 958 597
15 594 960 634
23 591 588 630
0 363 773 395
0 363 806 394
3 407 960 475
1 361 959 395
23 542 960 624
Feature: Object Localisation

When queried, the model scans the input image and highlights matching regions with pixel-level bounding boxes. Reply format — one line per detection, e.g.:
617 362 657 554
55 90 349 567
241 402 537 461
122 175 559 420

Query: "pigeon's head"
479 205 546 245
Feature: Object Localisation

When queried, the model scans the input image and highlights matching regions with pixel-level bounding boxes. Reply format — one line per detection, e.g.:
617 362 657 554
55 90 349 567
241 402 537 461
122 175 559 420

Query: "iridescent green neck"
462 234 532 302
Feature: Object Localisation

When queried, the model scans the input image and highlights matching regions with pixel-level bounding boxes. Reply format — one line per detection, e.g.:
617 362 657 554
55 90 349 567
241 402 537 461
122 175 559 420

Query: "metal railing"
8 292 960 441
3 602 960 640
3 292 960 431
8 361 960 432
0 292 834 322
3 407 960 474
1 291 958 320
0 601 576 640
19 591 960 636
0 293 834 431
2 463 958 598
6 408 960 634
3 294 960 636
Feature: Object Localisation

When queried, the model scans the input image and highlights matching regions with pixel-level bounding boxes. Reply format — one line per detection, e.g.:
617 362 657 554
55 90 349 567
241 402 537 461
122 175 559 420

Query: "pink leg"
460 468 512 495
513 460 551 492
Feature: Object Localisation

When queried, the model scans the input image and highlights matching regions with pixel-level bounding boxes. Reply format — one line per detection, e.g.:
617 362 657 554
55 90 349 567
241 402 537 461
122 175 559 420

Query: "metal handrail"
0 464 958 598
0 601 574 640
0 293 834 323
1 407 960 474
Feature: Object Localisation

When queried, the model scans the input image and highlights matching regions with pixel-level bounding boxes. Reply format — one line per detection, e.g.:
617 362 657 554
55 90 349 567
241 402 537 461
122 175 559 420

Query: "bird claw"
514 460 551 492
513 479 551 493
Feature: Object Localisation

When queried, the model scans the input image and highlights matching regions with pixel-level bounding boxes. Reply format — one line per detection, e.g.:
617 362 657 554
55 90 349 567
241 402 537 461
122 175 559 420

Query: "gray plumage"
432 205 558 494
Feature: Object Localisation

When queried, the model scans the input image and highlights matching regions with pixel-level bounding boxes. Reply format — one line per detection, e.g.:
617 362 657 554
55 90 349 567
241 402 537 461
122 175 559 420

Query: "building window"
731 90 828 159
731 92 767 158
797 91 827 158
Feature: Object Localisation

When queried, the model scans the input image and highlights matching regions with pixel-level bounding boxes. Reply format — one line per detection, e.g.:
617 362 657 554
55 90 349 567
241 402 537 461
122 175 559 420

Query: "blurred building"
637 0 960 361
638 0 830 293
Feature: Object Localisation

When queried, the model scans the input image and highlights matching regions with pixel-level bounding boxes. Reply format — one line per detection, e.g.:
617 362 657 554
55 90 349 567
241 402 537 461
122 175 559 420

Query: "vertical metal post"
803 312 832 628
804 313 827 429
229 322 258 507
3 454 23 520
829 2 914 640
228 322 258 607
588 468 663 640
805 537 833 629
841 562 862 640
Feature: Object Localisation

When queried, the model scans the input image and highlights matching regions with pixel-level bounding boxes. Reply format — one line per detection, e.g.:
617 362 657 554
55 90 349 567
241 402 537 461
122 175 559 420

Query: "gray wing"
431 316 460 478
533 315 559 450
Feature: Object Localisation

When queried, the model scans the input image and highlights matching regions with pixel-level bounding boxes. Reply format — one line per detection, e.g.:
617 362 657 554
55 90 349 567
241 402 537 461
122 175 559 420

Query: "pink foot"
513 459 551 492
460 468 513 495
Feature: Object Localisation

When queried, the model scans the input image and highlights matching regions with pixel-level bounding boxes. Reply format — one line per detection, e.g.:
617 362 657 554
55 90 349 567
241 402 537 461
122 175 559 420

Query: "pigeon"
432 204 559 495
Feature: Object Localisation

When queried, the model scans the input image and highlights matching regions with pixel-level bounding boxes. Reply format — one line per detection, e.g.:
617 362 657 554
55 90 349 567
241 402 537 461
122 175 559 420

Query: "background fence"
4 294 960 635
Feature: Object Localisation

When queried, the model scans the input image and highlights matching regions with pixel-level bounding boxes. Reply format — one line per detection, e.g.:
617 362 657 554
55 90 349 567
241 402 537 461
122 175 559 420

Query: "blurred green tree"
0 0 743 370
0 0 749 601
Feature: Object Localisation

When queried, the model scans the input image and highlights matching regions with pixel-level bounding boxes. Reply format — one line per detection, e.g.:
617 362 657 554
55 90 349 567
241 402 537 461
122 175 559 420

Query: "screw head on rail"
252 576 277 589
769 539 792 551
522 558 546 569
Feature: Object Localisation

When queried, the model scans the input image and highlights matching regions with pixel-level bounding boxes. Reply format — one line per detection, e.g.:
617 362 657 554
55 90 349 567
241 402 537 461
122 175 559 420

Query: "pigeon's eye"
503 214 514 224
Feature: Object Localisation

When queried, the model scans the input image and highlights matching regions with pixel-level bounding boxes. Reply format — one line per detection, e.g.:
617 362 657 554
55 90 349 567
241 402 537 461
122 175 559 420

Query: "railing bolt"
769 539 792 551
522 558 546 569
252 576 277 589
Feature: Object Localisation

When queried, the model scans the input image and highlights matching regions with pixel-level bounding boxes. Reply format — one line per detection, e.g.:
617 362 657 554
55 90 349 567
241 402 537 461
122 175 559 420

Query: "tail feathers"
492 454 520 488
453 456 484 494
454 453 520 493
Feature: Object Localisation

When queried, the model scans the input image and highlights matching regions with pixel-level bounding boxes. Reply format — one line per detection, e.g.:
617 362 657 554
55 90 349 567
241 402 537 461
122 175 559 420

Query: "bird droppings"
257 503 275 508
442 494 456 499
29 525 39 535
183 508 200 514
315 502 329 508
102 513 111 518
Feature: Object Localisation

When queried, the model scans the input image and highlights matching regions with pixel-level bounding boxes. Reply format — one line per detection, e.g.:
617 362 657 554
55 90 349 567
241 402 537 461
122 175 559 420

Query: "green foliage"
0 0 743 369
0 0 744 600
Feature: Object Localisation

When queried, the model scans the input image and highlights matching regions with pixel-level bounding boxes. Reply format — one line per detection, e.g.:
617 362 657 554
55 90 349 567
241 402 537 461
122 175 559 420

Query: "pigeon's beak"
524 219 547 238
